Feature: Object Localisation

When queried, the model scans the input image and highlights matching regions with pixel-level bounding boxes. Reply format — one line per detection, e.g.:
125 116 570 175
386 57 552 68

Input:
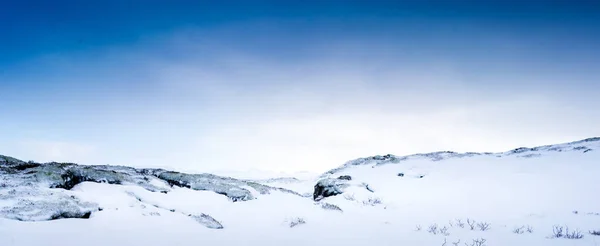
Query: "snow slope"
1 138 600 246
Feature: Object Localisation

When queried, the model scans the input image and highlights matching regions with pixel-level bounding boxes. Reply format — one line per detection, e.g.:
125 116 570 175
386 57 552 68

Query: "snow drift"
1 137 599 246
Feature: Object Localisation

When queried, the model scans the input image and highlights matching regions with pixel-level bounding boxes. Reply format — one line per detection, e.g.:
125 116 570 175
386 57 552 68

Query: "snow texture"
1 137 600 246
0 159 301 225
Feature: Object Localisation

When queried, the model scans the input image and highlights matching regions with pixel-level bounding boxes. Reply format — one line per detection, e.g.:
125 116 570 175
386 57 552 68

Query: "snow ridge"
323 137 599 176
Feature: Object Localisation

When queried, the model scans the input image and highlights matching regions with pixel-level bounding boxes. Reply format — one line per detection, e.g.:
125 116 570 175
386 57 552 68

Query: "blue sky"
1 0 599 173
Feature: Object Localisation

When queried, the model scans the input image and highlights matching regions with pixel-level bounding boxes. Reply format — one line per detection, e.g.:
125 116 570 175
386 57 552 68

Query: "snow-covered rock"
1 137 600 246
189 213 224 229
0 187 98 221
0 158 303 223
312 178 350 200
322 137 600 177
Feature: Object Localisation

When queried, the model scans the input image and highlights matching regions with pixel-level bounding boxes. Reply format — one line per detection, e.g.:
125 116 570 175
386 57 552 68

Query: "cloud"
2 26 599 174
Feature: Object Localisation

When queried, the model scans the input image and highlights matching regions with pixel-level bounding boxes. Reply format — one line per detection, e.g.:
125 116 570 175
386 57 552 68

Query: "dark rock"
50 211 92 220
0 155 25 166
579 137 600 143
157 171 254 202
511 147 530 154
12 161 41 171
189 213 224 229
0 153 306 223
337 175 352 181
313 179 349 201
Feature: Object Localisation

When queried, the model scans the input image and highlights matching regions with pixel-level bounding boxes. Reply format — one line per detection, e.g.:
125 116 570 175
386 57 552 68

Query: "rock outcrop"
312 178 349 201
0 155 304 222
190 213 224 229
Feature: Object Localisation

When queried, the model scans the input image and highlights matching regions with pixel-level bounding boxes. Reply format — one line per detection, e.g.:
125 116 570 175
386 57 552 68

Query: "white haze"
1 28 599 173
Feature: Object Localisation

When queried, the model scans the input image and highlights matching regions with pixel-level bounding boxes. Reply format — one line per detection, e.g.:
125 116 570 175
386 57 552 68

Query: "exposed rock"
189 213 224 229
337 175 352 181
60 167 125 189
0 155 25 165
16 163 169 193
0 154 307 222
313 178 349 201
50 211 93 220
0 188 98 221
157 171 255 202
155 171 302 202
11 162 41 171
511 147 530 154
322 137 600 176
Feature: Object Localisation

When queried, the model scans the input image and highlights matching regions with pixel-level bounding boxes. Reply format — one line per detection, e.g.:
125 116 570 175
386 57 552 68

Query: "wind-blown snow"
1 138 600 246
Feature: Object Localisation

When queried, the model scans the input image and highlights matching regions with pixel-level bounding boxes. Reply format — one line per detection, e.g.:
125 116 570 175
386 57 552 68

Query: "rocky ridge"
0 155 302 227
311 137 599 201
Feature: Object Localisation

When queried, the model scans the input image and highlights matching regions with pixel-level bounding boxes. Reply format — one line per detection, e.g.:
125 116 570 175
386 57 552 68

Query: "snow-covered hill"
1 138 600 246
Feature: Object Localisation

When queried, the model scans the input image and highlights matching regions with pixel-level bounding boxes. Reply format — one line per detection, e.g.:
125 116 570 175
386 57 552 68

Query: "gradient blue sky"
1 0 599 173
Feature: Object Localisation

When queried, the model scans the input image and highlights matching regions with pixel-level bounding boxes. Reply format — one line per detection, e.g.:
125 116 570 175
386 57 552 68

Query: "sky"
1 0 599 174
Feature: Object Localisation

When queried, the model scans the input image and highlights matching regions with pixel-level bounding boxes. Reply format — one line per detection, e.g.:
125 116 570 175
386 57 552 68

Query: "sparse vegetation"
590 230 600 236
439 225 450 236
362 197 382 206
415 225 422 231
551 225 584 239
513 226 525 234
526 225 534 233
477 222 491 231
467 219 476 230
465 238 487 246
319 202 343 212
552 225 564 238
289 217 306 228
455 219 465 228
451 239 460 246
428 224 439 235
513 225 533 234
565 228 584 239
